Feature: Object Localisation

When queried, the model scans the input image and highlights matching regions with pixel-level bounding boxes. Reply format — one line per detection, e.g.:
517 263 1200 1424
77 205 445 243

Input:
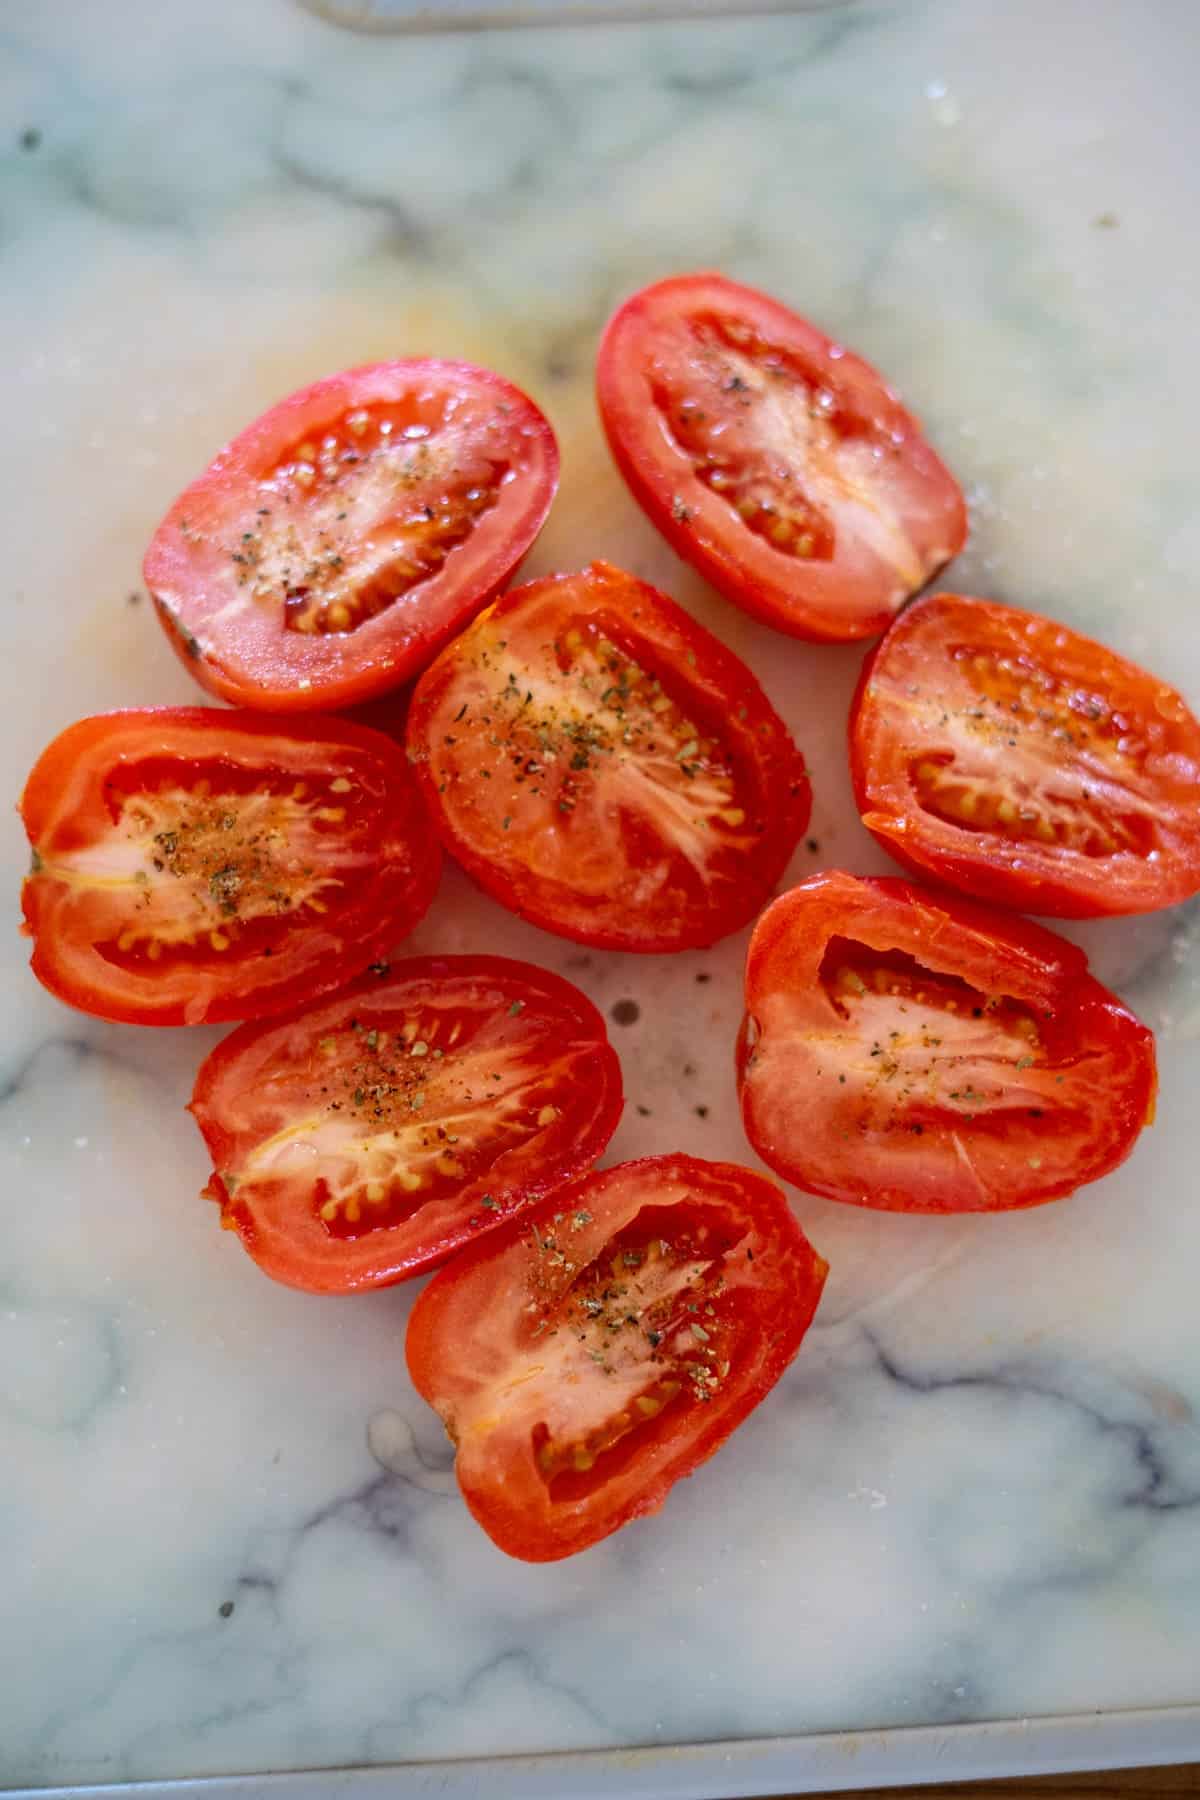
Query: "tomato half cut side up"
144 360 559 712
850 591 1200 918
738 871 1157 1214
406 561 811 952
19 708 440 1026
406 1154 828 1561
596 273 967 643
190 956 623 1292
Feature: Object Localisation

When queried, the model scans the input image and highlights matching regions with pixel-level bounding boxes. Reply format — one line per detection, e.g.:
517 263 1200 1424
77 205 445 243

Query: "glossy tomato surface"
191 956 622 1292
406 561 810 952
407 1153 827 1561
738 871 1156 1213
850 591 1200 918
144 360 559 712
596 273 966 643
20 708 440 1026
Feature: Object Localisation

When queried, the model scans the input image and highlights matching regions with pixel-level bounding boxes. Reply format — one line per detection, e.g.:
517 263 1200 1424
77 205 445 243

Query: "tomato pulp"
20 708 440 1026
851 591 1200 917
191 955 622 1291
407 1153 828 1560
597 273 966 642
406 561 811 951
144 360 559 712
738 872 1156 1213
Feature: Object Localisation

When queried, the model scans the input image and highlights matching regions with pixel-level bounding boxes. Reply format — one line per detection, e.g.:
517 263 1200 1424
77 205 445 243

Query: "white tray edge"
10 1701 1199 1798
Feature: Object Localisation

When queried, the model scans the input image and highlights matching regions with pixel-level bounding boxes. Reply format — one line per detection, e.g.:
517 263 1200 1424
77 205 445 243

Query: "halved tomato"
19 708 440 1026
850 591 1200 917
738 872 1156 1213
190 956 622 1292
406 1153 828 1561
405 561 811 952
596 273 966 642
144 360 559 712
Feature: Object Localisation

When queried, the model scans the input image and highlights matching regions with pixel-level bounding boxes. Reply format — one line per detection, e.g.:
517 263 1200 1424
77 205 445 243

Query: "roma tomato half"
406 1154 828 1561
19 708 440 1026
406 561 811 952
850 591 1200 917
144 360 559 712
597 273 966 642
190 956 622 1292
738 872 1156 1213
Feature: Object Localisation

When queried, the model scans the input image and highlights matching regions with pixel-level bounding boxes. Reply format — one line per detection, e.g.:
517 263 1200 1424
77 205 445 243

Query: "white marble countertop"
4 0 1200 1791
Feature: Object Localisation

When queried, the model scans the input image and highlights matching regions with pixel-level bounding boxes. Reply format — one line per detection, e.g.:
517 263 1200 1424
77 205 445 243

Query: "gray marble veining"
2 0 1199 1788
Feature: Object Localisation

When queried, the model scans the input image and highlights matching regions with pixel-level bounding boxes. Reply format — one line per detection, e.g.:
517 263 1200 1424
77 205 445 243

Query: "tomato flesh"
738 872 1156 1213
406 561 811 951
190 955 623 1292
597 274 966 642
851 591 1200 917
406 1154 828 1560
144 361 559 712
20 709 440 1026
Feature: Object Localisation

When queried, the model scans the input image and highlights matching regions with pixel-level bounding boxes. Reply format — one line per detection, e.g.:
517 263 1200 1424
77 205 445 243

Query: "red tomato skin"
596 273 967 643
144 360 559 713
405 561 812 953
190 956 623 1293
406 1153 828 1562
738 872 1157 1214
850 592 1200 918
19 708 441 1027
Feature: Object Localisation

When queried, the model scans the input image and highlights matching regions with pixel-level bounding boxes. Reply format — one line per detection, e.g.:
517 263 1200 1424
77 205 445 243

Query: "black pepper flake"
19 127 41 152
218 1601 234 1620
610 998 640 1027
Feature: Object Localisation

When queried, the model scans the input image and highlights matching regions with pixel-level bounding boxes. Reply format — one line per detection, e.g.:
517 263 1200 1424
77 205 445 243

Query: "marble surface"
3 0 1200 1789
